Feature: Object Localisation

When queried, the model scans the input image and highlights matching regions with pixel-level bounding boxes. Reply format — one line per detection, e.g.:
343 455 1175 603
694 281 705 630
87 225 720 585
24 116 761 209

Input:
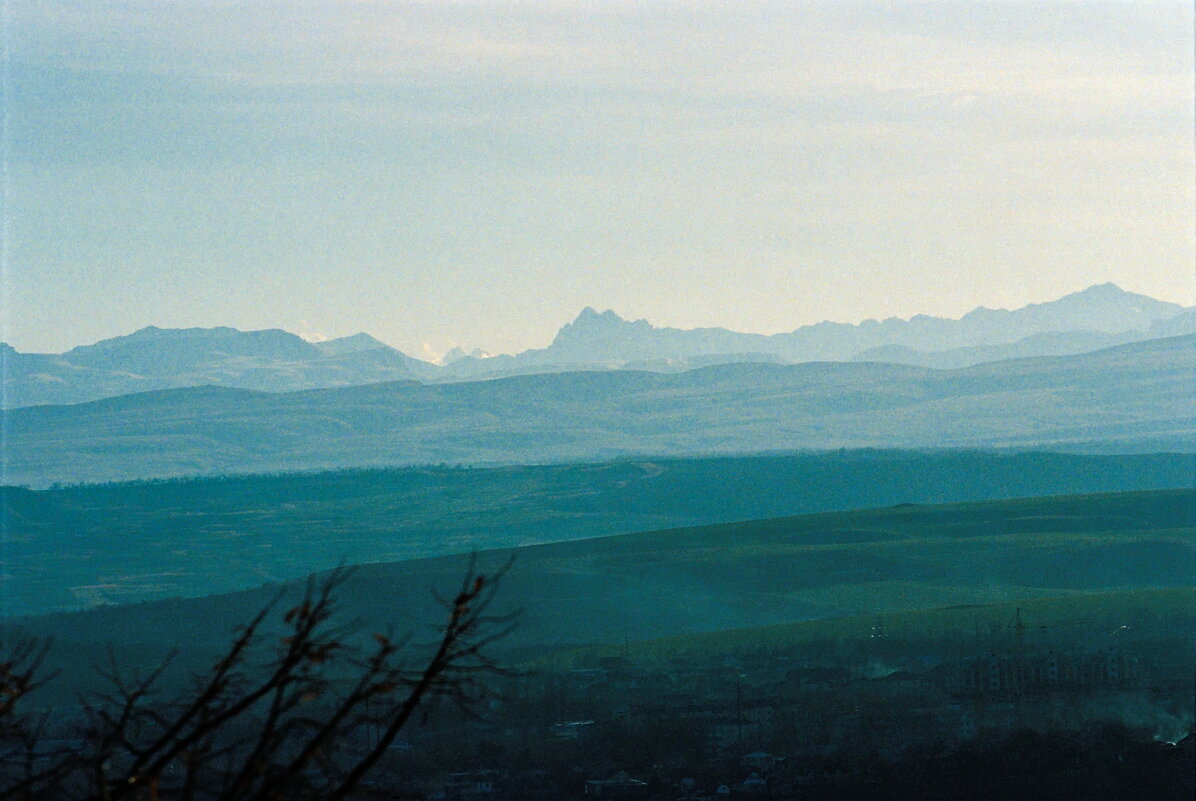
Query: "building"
584 771 649 798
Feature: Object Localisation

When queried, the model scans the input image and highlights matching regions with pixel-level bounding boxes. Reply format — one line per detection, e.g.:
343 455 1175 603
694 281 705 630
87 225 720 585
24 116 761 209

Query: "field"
11 487 1193 693
2 450 1193 614
547 586 1196 667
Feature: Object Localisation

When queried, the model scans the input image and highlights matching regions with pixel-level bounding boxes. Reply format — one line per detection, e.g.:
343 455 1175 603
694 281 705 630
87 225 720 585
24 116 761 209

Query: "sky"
4 1 1193 359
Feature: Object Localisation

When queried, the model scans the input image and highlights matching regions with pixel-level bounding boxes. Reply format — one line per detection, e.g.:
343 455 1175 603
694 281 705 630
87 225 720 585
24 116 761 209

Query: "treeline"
12 448 1194 510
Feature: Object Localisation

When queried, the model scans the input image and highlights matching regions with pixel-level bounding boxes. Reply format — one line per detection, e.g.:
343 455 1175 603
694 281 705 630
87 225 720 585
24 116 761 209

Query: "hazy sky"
5 1 1193 358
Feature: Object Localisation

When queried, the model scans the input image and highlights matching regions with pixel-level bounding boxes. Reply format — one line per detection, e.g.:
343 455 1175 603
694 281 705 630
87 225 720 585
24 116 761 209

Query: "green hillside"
547 586 1196 667
12 488 1194 686
3 450 1192 616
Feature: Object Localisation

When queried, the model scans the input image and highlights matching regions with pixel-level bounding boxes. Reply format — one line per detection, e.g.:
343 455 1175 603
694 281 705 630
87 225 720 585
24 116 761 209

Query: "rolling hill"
10 488 1194 685
4 335 1193 486
3 450 1192 615
545 586 1196 667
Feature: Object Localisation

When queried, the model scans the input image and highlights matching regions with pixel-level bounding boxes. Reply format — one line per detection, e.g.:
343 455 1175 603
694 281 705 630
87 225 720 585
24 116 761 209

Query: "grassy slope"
3 451 1193 615
11 489 1194 676
545 587 1196 667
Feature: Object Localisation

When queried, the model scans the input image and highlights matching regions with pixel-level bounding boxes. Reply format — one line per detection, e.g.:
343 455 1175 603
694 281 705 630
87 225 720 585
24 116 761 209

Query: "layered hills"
11 488 1194 682
5 335 1193 486
5 450 1192 615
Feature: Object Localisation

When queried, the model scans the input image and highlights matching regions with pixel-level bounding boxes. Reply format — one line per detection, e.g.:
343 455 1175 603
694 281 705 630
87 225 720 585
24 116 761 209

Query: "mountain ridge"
2 283 1189 408
5 334 1192 487
534 282 1188 365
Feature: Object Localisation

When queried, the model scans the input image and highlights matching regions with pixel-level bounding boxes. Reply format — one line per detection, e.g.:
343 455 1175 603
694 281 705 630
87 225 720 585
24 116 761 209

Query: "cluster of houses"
527 643 1156 757
13 635 1186 801
946 646 1135 695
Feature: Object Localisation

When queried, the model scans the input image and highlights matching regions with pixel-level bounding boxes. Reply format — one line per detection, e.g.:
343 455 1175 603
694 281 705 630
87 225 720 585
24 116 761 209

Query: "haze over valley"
4 1 1193 797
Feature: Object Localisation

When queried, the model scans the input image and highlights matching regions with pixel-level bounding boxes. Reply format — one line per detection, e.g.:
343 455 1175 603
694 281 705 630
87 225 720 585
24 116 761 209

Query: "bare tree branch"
2 558 515 801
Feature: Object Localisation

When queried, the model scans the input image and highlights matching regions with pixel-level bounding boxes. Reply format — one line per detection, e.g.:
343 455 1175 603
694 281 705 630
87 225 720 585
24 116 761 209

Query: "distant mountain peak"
574 306 625 323
1050 282 1174 306
533 283 1191 367
552 308 656 352
1077 281 1125 295
335 332 383 344
1041 282 1183 316
441 346 469 364
312 332 394 356
441 346 492 365
7 282 1190 409
950 283 1178 324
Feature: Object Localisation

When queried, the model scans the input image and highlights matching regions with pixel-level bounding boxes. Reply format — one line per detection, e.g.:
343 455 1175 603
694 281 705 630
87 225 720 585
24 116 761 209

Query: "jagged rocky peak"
570 307 627 327
553 307 652 344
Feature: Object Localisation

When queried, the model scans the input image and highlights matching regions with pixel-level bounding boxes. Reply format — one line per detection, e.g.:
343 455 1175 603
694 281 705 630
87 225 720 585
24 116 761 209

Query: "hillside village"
291 621 1195 799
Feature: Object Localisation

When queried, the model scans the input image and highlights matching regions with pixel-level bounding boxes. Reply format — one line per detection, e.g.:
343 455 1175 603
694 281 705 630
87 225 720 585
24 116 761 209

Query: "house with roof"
584 770 649 798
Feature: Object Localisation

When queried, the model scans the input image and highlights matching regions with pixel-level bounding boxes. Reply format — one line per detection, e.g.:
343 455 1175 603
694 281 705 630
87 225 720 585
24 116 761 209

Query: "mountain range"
5 334 1192 487
2 283 1190 408
0 327 439 408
